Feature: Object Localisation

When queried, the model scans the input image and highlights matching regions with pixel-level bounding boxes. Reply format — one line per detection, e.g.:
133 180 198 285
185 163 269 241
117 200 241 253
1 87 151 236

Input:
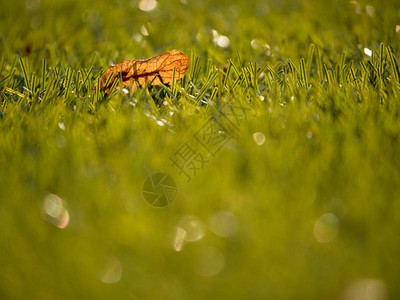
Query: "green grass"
1 0 400 299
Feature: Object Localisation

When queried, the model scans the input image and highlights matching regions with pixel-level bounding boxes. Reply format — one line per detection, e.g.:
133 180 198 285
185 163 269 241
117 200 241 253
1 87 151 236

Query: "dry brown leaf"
96 49 190 93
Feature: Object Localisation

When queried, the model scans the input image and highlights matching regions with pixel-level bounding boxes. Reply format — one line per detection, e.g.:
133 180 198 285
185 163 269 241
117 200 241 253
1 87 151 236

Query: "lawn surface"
1 0 400 299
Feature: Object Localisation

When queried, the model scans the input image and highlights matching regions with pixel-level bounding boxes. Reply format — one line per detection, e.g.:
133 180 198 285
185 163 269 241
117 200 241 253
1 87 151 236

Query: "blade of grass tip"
62 68 73 100
339 53 346 84
205 59 213 77
0 75 10 88
181 71 187 90
306 44 314 76
315 46 324 82
79 66 94 94
246 63 256 89
41 78 54 102
386 46 400 83
361 67 368 90
171 67 176 94
53 66 61 90
106 77 120 100
0 57 10 88
48 44 59 66
300 58 308 88
160 83 176 101
195 69 218 104
30 73 37 98
252 62 258 89
350 65 359 89
89 52 97 67
336 64 342 84
287 59 299 76
189 54 200 83
360 61 368 74
348 61 358 88
340 53 346 70
41 58 47 92
64 49 75 69
242 65 251 88
19 57 31 92
230 60 241 78
367 60 378 79
216 70 223 101
209 85 218 102
102 71 115 93
0 56 5 75
222 60 233 89
5 87 24 98
75 70 81 95
236 49 243 67
4 56 17 90
180 83 198 106
264 66 273 88
231 74 242 90
94 77 101 103
188 51 196 76
379 43 384 79
323 64 331 86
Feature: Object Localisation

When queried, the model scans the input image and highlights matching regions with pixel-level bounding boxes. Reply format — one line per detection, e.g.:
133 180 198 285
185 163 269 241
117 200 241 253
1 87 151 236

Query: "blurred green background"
1 0 400 299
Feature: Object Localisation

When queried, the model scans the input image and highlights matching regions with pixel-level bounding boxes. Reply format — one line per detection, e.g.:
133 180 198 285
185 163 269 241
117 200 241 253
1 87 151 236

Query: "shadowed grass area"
1 0 400 299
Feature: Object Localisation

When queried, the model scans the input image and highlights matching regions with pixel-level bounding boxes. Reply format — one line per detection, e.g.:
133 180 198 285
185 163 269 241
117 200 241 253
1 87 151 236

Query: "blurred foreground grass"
1 0 400 299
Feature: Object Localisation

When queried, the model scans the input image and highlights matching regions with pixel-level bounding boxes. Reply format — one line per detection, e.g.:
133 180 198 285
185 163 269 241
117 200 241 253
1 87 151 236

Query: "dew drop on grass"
396 25 400 33
253 132 265 146
364 47 372 57
313 213 339 243
58 122 65 131
216 36 230 48
138 0 157 12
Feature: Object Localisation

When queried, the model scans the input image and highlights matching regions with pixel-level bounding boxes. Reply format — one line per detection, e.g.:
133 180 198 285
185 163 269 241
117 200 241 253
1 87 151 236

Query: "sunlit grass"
1 0 400 299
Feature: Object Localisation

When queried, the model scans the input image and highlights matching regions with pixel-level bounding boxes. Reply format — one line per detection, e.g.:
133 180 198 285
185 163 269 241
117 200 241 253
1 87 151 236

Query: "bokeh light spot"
313 213 339 243
138 0 157 11
178 215 206 242
193 247 225 277
100 257 123 284
209 211 239 238
253 132 266 145
342 278 387 300
173 227 187 252
42 193 70 229
217 36 230 48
